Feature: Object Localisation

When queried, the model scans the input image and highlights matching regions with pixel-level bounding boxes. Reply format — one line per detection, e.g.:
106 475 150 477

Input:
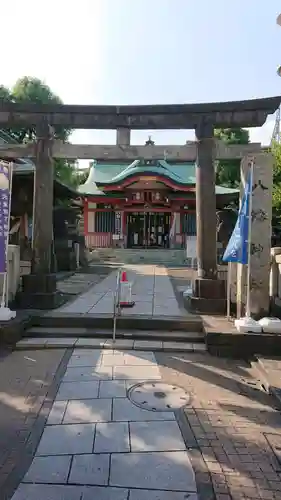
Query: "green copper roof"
107 160 188 185
77 160 238 197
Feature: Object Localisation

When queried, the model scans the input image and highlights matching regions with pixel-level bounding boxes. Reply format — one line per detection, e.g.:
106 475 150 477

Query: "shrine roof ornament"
145 136 155 145
0 96 280 129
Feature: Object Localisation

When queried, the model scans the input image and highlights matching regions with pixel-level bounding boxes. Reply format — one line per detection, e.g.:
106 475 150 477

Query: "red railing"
85 233 113 248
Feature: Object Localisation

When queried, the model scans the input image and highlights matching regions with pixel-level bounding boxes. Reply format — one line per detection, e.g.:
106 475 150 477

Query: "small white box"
0 307 16 321
258 317 281 334
234 317 262 333
119 281 133 304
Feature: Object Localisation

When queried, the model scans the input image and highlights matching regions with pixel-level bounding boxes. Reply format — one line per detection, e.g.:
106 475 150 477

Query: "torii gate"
0 97 279 314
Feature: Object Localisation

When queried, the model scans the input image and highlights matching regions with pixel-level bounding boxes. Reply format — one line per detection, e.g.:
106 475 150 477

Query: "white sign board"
119 282 132 304
186 236 197 259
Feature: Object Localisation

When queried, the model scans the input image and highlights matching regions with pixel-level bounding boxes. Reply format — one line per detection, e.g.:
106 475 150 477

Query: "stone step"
31 313 203 332
16 336 207 352
24 326 205 343
91 248 187 265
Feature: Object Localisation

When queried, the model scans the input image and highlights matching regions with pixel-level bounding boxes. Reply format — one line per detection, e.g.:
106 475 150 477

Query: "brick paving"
0 348 68 499
156 352 281 500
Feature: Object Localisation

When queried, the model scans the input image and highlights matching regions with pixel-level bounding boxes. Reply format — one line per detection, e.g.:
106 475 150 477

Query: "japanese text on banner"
0 162 11 273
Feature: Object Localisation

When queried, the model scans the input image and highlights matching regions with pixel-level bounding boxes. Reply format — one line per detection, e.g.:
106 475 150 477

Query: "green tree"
0 85 11 101
12 77 70 142
75 168 90 186
215 127 250 187
55 158 80 186
0 77 77 186
271 141 281 224
0 85 21 141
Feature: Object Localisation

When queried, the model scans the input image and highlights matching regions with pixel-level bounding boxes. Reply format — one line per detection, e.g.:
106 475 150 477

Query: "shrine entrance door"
126 212 171 248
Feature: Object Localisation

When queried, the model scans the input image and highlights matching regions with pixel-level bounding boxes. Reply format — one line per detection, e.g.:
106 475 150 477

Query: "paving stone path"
55 265 185 317
57 273 104 296
12 348 197 500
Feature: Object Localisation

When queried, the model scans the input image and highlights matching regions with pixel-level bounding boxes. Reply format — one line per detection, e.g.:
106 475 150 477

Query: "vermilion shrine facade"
79 154 238 249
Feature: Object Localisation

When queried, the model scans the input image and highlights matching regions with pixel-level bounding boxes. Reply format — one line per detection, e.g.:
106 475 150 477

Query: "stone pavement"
1 346 281 499
55 265 185 317
55 265 114 298
11 348 198 499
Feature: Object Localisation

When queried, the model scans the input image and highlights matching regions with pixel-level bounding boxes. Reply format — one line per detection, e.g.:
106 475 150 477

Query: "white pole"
113 268 121 343
1 162 14 308
76 242 80 268
226 261 231 319
245 160 254 318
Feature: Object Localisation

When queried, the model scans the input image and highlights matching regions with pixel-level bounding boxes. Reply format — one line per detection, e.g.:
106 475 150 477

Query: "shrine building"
78 149 238 250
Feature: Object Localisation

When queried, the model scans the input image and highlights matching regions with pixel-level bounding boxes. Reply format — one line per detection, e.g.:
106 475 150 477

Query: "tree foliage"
0 77 77 186
215 127 250 188
0 85 11 102
75 168 90 186
271 141 281 223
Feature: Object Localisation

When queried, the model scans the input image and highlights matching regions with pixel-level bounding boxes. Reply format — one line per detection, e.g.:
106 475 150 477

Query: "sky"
1 0 281 158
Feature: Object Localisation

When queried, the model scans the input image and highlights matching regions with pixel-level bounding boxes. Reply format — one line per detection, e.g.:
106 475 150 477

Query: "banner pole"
1 162 13 308
245 160 254 318
226 262 231 320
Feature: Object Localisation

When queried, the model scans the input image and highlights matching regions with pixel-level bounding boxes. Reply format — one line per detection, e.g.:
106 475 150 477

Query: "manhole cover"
128 382 191 412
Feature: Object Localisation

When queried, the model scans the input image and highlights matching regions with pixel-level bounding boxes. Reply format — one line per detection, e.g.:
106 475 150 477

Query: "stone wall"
236 153 273 318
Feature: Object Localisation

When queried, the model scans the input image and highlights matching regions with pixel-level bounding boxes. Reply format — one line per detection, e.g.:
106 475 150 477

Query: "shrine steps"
26 313 203 333
22 326 205 344
16 335 207 353
21 311 205 346
90 248 188 266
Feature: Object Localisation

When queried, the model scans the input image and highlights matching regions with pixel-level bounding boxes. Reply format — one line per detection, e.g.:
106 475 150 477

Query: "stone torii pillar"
21 121 58 308
116 128 131 146
187 120 226 314
195 121 217 279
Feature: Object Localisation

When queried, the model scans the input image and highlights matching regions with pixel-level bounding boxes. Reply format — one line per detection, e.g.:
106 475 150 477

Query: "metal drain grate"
128 381 191 412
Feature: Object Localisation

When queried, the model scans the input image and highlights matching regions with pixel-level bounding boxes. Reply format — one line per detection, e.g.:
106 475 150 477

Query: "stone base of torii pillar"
184 278 227 315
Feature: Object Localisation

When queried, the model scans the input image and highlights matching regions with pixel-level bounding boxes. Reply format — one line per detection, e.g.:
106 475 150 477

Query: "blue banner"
222 168 253 265
0 162 11 273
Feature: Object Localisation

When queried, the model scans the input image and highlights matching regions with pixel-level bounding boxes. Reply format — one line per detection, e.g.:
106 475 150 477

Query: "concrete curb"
251 355 281 408
15 337 207 353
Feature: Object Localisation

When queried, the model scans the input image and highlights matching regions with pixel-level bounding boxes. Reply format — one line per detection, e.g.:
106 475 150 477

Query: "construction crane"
271 107 281 144
272 15 281 144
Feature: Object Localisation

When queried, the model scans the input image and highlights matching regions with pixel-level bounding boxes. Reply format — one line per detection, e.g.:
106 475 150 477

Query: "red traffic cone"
121 270 128 282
